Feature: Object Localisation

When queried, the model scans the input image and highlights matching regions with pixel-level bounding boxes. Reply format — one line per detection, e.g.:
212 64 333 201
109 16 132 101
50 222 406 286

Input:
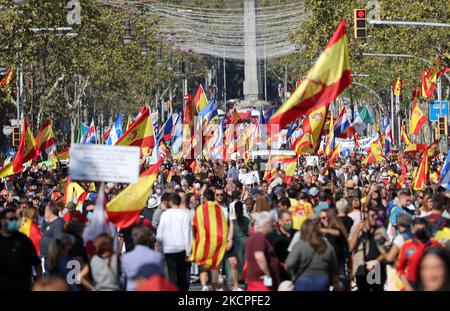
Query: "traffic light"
12 127 20 147
438 117 448 136
354 9 367 39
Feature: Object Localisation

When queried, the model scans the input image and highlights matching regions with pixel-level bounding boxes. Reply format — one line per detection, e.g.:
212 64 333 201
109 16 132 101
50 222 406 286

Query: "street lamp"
123 19 132 45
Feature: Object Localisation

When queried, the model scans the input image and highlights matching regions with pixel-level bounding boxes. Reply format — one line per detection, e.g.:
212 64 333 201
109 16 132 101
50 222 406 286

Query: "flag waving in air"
268 20 351 133
13 119 39 173
392 77 402 97
194 85 208 113
106 112 123 145
35 120 56 157
334 106 352 138
85 120 97 144
413 150 430 191
190 200 228 270
409 102 427 136
116 106 156 157
325 111 335 157
106 160 163 229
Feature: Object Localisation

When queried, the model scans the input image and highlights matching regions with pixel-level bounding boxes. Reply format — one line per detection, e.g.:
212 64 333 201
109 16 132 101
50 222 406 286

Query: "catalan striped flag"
19 218 42 256
36 120 56 157
409 102 427 136
116 106 155 157
194 85 209 113
106 159 162 229
190 201 228 270
268 20 351 134
0 67 16 94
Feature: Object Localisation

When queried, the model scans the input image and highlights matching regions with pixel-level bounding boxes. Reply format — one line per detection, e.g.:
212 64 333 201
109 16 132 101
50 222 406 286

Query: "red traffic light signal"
354 9 367 39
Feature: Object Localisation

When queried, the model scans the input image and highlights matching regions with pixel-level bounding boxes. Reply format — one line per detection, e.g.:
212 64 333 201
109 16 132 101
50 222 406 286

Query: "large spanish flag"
413 151 429 190
190 201 228 270
116 106 155 157
194 84 209 113
13 119 39 173
106 160 162 229
409 102 427 135
36 120 56 156
268 19 351 131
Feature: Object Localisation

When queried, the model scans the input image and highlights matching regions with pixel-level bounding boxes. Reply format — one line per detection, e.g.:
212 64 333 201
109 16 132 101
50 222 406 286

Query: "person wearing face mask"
267 210 294 281
0 208 43 290
396 218 442 291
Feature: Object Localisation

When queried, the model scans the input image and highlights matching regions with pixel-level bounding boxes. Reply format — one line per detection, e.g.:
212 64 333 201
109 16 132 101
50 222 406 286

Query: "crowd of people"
1 153 450 291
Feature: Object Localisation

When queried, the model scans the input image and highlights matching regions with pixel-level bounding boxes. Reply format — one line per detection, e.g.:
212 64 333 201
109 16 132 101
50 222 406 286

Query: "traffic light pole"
368 20 450 28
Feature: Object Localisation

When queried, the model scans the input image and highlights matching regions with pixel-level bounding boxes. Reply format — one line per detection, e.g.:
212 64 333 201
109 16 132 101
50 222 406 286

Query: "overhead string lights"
101 0 311 61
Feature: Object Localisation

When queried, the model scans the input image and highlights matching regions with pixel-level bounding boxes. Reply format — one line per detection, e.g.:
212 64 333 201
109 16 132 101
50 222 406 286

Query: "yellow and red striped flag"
398 154 407 187
57 147 69 161
292 132 314 156
230 109 242 125
106 160 162 229
36 120 56 156
268 19 351 133
401 123 413 145
283 160 297 185
392 77 402 97
19 218 42 256
413 151 429 190
0 67 16 94
116 106 155 157
13 119 39 173
409 102 427 136
194 85 208 113
421 67 440 99
362 143 386 164
190 200 228 270
63 176 87 211
328 145 340 168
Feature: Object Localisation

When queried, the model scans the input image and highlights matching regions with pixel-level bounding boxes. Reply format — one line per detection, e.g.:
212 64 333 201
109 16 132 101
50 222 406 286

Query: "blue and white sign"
429 101 449 122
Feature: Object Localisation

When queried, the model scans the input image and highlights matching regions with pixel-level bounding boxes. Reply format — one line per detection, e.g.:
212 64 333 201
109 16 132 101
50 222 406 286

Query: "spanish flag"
13 119 39 173
106 160 162 229
404 143 428 156
268 19 351 131
57 147 69 161
190 201 228 270
36 120 56 156
413 151 429 191
63 177 87 210
194 84 208 113
409 102 427 135
116 106 155 157
392 78 402 97
292 132 314 156
362 143 386 164
19 218 42 256
230 108 242 125
421 67 440 100
283 160 297 185
401 123 413 145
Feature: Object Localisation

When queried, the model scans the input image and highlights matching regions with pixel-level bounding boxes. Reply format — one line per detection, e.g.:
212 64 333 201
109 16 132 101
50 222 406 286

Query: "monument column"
243 0 261 103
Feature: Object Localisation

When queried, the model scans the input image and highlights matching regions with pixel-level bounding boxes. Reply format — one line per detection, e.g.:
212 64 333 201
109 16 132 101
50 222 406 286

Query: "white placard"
305 156 319 167
69 144 140 183
242 172 260 185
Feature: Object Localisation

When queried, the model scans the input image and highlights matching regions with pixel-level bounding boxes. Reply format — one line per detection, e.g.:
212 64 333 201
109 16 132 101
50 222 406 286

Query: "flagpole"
390 88 395 146
396 95 401 147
